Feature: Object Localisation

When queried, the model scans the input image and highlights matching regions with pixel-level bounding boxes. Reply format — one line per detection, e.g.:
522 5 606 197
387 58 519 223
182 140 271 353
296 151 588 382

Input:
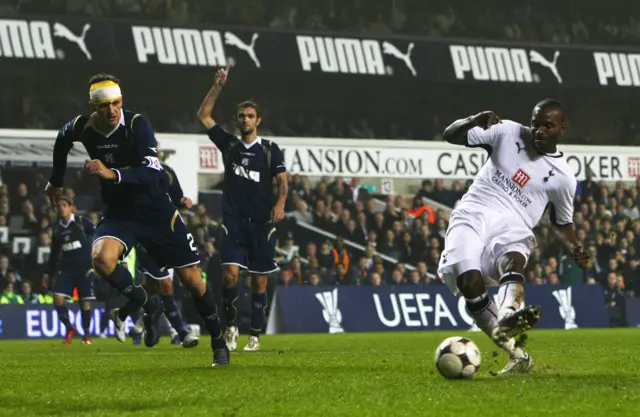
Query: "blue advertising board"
266 285 609 334
0 303 136 340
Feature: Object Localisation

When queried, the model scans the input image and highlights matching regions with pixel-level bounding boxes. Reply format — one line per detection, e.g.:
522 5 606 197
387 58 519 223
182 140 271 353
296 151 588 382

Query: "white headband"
89 81 122 104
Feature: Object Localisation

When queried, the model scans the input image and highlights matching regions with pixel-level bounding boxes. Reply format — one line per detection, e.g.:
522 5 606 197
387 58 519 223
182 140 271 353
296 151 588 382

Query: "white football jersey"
456 120 577 229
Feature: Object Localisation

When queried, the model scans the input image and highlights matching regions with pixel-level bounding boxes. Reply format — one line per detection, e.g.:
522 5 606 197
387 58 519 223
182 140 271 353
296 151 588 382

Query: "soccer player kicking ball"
197 64 288 352
439 99 588 374
45 73 229 366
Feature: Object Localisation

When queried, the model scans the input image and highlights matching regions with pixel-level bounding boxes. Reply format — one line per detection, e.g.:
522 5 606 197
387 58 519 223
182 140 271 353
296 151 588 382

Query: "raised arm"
442 111 502 146
197 64 237 152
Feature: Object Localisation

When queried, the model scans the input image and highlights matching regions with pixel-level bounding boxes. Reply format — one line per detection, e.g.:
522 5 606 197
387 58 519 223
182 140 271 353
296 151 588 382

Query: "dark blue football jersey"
162 163 184 207
207 125 286 221
49 110 173 222
48 215 95 276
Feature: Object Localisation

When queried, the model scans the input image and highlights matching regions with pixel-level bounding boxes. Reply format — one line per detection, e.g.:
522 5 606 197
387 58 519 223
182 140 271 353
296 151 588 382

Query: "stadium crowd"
1 1 639 146
0 165 637 319
5 0 640 46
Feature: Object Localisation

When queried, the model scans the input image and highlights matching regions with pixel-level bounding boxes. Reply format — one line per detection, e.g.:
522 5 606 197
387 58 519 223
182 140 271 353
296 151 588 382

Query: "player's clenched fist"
472 111 501 130
85 159 116 180
572 245 589 268
44 182 63 205
214 63 231 88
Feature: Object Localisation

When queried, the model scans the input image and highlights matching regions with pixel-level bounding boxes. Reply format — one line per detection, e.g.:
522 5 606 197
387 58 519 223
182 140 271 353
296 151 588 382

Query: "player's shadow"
467 372 635 384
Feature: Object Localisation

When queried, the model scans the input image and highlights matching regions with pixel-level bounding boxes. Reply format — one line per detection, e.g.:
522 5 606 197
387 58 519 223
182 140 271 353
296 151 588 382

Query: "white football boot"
243 335 261 351
223 326 239 351
182 332 200 348
496 337 533 375
109 308 126 343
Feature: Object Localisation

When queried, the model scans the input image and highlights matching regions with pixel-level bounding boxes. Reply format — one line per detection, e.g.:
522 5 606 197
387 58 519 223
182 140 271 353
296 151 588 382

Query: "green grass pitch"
0 329 638 416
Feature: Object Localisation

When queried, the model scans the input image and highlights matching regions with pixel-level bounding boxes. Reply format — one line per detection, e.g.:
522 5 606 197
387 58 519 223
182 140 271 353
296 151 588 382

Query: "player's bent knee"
158 279 173 295
91 238 124 277
498 252 527 277
250 275 267 293
456 270 485 297
175 265 205 294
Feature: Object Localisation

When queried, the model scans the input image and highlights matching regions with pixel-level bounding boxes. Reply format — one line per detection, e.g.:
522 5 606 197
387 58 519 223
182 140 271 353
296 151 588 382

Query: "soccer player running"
48 195 97 344
45 73 229 366
197 65 287 352
110 148 199 348
439 99 588 374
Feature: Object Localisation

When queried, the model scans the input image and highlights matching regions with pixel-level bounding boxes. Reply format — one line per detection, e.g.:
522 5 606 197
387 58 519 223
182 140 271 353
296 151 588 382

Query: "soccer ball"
435 336 481 379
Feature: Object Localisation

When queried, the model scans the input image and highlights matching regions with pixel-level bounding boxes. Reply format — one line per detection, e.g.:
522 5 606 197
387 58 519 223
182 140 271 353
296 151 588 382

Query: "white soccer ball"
435 336 481 379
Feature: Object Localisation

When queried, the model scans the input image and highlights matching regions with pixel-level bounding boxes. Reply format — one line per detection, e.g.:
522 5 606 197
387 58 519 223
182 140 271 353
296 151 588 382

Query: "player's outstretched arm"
197 64 230 130
47 118 79 203
443 111 501 145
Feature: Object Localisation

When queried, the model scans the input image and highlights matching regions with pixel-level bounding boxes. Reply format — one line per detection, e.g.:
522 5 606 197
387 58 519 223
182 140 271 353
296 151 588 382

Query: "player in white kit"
439 99 588 374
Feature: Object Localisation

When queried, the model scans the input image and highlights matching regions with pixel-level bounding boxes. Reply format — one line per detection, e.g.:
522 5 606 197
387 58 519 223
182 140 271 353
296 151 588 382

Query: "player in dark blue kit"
45 73 229 366
48 195 96 345
197 65 288 351
111 156 199 348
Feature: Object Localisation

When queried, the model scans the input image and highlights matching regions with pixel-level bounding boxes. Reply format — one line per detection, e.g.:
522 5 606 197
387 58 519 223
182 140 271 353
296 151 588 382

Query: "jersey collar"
60 214 76 228
90 109 125 138
241 136 262 149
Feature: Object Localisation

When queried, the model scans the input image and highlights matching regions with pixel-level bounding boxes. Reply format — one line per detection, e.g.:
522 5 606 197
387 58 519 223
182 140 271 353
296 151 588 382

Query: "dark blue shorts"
221 217 278 274
136 244 171 280
53 269 96 300
93 210 200 269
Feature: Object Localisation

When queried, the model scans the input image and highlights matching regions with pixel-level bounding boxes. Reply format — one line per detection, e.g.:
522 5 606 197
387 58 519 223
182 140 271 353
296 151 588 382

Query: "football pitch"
0 329 638 416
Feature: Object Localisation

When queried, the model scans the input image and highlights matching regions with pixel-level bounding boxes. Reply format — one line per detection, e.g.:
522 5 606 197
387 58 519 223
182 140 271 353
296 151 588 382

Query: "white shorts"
438 207 536 295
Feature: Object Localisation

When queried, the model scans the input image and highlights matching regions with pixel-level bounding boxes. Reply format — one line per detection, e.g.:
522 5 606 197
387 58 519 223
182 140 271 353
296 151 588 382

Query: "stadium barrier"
266 284 609 334
625 298 640 328
0 303 136 340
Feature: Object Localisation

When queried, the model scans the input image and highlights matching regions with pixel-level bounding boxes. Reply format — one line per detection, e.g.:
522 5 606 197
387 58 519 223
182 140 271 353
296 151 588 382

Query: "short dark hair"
535 98 564 113
88 73 119 87
236 100 261 118
58 194 74 206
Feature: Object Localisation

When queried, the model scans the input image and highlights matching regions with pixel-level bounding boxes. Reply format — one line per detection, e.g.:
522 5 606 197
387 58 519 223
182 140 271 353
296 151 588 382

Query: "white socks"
497 273 525 321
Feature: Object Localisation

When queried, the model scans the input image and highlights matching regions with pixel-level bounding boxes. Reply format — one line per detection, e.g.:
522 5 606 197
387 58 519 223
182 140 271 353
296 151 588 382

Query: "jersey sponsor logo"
132 26 261 68
0 19 93 61
450 45 562 84
492 169 532 208
593 52 640 87
232 163 260 182
296 36 417 76
511 169 531 187
62 240 82 251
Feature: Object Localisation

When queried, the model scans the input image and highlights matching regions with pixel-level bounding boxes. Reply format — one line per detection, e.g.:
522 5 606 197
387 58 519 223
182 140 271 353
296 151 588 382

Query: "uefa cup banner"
0 303 137 340
1 17 640 88
266 285 609 334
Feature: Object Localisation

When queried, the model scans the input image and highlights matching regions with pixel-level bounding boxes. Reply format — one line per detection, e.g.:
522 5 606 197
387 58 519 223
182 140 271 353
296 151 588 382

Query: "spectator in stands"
20 281 39 304
604 273 626 326
0 281 22 304
332 238 350 273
